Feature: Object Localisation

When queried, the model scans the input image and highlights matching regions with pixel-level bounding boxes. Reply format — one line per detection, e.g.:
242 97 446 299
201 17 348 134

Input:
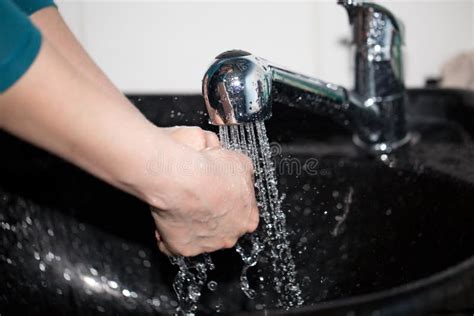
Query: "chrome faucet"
202 0 412 154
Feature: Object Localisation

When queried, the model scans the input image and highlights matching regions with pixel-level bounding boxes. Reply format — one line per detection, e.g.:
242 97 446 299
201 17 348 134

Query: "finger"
155 230 162 242
244 185 259 234
161 126 179 134
239 154 255 176
191 127 208 150
204 131 220 148
165 126 208 151
247 205 260 233
221 237 238 250
157 240 173 257
183 129 207 151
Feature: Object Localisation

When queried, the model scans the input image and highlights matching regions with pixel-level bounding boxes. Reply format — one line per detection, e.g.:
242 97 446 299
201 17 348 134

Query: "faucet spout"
203 50 409 153
202 50 367 127
203 0 411 154
269 67 378 144
202 50 273 125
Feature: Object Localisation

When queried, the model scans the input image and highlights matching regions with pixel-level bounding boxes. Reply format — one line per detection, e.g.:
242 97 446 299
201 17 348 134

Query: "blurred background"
56 0 473 94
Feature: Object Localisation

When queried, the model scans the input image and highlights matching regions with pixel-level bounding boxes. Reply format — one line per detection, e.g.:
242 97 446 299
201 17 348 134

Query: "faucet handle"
337 0 360 25
338 0 405 47
338 0 406 97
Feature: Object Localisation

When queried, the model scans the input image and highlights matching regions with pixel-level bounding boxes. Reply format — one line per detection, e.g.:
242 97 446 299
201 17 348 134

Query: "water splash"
170 254 215 316
171 121 303 314
220 121 304 308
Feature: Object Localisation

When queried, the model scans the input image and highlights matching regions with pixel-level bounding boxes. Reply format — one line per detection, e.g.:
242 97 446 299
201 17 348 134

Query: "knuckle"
186 126 204 137
242 156 254 172
148 195 167 211
197 138 207 149
194 127 206 136
248 216 259 232
232 153 253 174
209 132 219 140
158 242 170 256
222 238 237 249
179 247 198 258
207 133 220 145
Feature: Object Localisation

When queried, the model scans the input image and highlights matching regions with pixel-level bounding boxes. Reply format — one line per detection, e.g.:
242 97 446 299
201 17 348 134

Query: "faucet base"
353 132 413 154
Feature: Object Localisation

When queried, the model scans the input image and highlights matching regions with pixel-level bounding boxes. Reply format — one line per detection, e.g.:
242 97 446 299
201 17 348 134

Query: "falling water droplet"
207 281 217 291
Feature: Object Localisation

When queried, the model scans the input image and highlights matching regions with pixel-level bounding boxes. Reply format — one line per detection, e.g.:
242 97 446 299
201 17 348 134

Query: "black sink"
0 89 473 315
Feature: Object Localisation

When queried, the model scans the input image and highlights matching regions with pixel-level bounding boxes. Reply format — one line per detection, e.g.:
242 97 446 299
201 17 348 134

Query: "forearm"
31 7 122 98
0 38 184 206
0 2 259 257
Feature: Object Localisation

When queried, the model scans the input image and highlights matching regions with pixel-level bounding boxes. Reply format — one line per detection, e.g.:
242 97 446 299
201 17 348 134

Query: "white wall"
56 0 473 94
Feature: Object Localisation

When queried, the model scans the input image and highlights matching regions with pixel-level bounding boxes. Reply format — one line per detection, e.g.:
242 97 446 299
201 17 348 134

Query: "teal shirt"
0 0 56 92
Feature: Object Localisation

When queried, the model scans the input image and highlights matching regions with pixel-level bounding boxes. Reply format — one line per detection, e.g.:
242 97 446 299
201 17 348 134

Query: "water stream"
170 255 215 315
172 121 303 315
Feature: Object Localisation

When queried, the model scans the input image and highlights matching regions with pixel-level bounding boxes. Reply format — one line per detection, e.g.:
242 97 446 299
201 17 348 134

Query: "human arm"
0 4 259 256
30 6 123 98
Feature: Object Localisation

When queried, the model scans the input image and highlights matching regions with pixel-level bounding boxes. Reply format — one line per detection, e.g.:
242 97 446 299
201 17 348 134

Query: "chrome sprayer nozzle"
202 50 273 126
201 0 410 154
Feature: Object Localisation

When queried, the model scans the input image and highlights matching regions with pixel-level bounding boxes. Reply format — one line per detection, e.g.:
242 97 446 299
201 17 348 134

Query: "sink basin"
0 89 473 315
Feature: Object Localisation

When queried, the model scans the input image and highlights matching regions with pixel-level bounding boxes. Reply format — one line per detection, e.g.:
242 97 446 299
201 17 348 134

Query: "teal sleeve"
12 0 56 15
0 0 42 92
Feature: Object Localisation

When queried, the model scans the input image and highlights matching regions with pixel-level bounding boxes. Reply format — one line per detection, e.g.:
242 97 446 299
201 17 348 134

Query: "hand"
150 126 259 257
161 126 220 150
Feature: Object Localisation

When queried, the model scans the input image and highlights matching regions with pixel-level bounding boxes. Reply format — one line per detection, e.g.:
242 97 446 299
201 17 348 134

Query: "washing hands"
150 126 260 257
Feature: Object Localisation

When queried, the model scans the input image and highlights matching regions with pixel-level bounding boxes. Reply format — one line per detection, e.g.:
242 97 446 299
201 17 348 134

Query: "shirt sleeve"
0 0 43 93
11 0 56 15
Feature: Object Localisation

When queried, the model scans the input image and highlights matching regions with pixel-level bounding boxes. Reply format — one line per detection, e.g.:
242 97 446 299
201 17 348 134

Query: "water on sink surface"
0 191 179 315
275 154 474 304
